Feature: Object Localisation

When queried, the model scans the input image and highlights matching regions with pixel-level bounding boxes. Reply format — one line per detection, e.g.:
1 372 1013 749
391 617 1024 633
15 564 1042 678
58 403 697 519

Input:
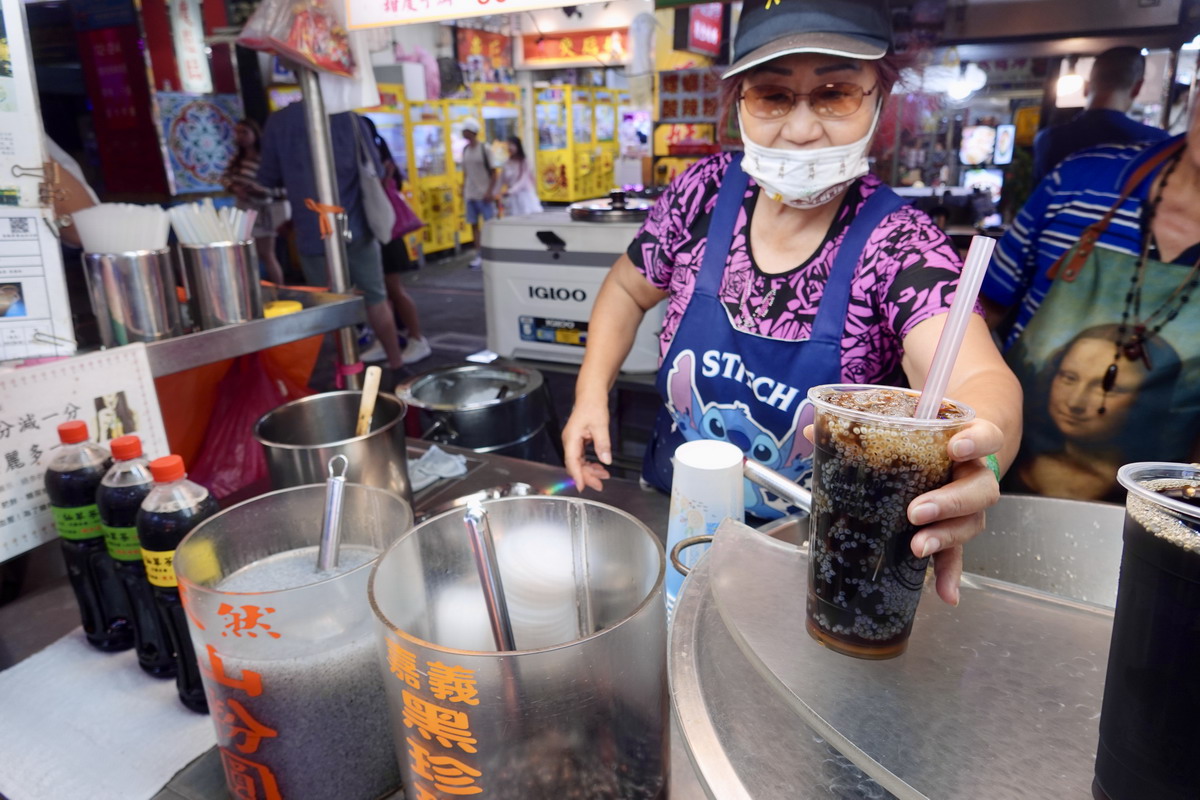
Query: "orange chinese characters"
582 36 600 58
387 640 422 689
470 35 483 56
217 603 282 639
220 749 283 800
212 696 279 754
408 737 483 795
401 690 478 753
558 38 577 58
427 662 480 706
201 644 264 697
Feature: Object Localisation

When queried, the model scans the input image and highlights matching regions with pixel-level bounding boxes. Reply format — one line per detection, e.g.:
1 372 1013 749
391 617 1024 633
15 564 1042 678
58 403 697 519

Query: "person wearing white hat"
460 116 498 269
561 0 1022 607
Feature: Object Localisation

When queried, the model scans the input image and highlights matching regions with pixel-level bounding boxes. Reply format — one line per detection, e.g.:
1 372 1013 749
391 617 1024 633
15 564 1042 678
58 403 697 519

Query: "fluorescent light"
1057 73 1084 96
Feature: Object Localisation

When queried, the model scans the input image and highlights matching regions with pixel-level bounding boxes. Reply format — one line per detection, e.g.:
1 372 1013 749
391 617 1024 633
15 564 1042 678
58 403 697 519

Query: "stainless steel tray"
678 516 1113 799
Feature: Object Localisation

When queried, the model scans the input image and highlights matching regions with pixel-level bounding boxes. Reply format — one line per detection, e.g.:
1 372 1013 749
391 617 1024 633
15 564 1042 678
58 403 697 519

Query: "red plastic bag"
238 0 355 77
188 353 313 499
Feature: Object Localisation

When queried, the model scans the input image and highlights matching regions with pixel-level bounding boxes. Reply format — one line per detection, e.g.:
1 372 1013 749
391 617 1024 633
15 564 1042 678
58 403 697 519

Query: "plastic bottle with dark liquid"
137 455 219 713
97 435 174 678
44 420 132 652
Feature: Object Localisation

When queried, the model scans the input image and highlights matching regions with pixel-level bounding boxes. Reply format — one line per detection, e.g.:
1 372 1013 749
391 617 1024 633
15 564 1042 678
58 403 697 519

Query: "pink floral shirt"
627 153 966 385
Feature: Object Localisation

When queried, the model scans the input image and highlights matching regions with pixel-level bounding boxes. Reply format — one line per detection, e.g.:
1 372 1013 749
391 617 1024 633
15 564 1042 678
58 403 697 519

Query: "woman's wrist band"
984 454 1002 482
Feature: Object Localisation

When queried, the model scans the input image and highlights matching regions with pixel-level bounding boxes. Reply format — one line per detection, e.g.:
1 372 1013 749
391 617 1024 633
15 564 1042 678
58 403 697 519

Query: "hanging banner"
520 29 629 67
168 0 212 94
346 0 606 29
456 28 511 70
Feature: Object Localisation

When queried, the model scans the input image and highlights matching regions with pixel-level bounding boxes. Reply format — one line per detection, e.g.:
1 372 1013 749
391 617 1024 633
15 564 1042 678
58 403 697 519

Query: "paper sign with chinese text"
346 0 606 30
0 344 167 561
521 29 630 67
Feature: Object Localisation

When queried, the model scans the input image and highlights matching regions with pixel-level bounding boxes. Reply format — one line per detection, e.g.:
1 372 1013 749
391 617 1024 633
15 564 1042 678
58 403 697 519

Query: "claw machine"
571 87 597 200
534 86 571 202
360 84 421 261
409 101 458 255
593 89 617 195
474 83 524 172
447 100 484 247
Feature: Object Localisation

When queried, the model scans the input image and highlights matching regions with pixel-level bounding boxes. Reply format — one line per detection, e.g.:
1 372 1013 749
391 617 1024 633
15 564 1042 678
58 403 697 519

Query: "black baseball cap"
725 0 893 79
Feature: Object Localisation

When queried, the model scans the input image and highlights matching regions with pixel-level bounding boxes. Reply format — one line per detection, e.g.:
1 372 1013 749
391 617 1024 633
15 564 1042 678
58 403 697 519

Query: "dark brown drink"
1094 467 1200 800
806 385 972 659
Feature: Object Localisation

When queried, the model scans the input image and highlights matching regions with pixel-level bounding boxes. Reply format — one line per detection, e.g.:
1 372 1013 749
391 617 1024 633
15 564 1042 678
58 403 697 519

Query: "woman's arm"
900 313 1023 604
563 254 668 491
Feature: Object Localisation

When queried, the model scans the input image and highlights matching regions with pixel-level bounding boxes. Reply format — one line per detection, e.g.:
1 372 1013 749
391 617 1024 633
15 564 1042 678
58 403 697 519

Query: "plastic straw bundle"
74 204 170 253
169 200 257 246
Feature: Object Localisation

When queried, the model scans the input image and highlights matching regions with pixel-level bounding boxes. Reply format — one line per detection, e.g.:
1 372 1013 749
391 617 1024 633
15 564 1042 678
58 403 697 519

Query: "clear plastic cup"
806 384 974 659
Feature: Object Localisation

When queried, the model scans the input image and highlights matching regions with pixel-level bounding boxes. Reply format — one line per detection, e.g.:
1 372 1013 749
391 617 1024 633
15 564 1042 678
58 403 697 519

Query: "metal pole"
298 66 361 389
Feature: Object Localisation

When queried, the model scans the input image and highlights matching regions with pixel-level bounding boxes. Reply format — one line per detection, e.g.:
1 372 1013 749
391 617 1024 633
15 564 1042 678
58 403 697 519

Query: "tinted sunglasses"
739 82 878 120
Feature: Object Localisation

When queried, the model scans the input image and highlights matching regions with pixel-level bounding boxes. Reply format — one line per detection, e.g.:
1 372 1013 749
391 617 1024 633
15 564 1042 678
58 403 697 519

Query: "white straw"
914 235 997 420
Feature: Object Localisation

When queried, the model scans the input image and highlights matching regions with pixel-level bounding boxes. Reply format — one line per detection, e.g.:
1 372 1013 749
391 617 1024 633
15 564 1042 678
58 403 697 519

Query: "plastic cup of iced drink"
806 384 974 659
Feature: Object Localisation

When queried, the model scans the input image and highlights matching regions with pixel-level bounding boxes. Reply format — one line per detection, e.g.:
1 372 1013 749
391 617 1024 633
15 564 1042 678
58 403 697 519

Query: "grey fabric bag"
352 115 396 244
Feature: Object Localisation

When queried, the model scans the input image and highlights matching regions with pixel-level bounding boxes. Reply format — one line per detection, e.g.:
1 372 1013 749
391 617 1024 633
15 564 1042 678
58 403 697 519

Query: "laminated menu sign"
0 344 167 561
0 207 74 360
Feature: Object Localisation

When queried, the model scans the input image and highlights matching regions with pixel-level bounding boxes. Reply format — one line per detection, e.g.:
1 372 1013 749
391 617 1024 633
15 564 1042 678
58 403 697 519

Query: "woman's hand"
561 400 613 493
907 418 1004 606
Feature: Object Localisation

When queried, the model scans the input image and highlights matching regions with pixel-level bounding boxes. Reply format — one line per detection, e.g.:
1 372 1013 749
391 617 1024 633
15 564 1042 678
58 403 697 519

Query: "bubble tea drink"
1093 463 1200 800
807 385 973 659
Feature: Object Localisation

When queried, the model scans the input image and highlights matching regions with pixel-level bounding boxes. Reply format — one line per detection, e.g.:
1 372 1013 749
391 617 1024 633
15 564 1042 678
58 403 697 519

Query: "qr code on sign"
10 218 29 234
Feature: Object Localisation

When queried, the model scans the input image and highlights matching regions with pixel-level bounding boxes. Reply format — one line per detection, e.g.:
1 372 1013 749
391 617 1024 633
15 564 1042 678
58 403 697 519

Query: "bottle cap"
110 435 143 461
150 454 185 483
57 420 89 444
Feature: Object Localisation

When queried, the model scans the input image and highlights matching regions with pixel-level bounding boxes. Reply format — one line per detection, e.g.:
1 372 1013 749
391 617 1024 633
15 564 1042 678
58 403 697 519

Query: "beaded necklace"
1099 147 1200 415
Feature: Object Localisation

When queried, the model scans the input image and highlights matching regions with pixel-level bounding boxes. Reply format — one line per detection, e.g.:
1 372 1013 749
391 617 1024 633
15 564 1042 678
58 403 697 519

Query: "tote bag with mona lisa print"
1004 244 1200 502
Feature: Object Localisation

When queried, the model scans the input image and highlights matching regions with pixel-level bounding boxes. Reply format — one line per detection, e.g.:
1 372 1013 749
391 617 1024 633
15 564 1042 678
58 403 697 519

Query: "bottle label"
102 525 142 562
142 548 177 588
52 505 104 541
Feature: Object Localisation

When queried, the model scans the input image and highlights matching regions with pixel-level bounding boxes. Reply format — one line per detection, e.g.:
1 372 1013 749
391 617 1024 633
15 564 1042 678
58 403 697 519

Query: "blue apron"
643 154 906 518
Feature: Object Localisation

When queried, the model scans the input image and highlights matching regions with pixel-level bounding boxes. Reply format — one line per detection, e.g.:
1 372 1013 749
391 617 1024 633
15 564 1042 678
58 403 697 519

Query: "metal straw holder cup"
178 240 262 329
82 248 182 346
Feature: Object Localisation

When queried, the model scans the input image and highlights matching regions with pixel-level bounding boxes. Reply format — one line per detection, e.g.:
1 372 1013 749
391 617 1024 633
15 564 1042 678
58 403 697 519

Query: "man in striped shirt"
982 137 1181 348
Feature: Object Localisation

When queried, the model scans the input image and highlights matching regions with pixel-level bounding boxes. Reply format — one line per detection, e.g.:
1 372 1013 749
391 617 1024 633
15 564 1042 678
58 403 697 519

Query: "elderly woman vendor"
561 0 1022 606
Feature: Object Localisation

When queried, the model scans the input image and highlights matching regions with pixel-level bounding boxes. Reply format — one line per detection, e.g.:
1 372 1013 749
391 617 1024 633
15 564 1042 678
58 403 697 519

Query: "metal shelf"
145 286 365 377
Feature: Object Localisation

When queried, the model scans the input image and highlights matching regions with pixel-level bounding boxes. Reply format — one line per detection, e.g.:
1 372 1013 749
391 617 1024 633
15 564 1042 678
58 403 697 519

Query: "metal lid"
568 190 653 223
397 364 543 411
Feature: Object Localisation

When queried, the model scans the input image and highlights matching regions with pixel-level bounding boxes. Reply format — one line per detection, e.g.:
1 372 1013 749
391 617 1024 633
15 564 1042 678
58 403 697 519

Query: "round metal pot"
397 363 546 456
254 390 412 504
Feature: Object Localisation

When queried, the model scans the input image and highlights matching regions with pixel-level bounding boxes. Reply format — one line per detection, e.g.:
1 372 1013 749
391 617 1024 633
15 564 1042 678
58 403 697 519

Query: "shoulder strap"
1047 139 1184 283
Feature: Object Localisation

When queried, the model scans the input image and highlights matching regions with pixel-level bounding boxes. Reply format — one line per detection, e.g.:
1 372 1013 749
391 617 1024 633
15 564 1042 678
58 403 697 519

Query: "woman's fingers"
947 419 1004 462
932 545 964 606
562 407 612 492
909 460 996 557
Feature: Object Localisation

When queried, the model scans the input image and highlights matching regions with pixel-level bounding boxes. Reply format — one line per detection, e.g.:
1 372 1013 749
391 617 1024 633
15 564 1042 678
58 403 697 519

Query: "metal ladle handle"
464 502 517 651
743 458 812 513
317 455 348 571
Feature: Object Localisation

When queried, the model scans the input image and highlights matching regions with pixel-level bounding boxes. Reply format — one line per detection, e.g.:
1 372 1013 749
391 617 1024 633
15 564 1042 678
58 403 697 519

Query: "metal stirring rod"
463 502 517 651
317 455 348 571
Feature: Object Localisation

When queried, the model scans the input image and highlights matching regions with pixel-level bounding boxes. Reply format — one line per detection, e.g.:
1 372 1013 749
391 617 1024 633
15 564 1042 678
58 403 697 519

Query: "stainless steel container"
179 240 263 329
369 496 668 799
254 391 412 505
82 248 182 346
397 363 547 458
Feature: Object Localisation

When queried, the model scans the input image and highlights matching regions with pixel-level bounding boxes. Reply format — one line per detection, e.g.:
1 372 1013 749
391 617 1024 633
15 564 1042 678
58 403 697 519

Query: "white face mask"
739 106 880 209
